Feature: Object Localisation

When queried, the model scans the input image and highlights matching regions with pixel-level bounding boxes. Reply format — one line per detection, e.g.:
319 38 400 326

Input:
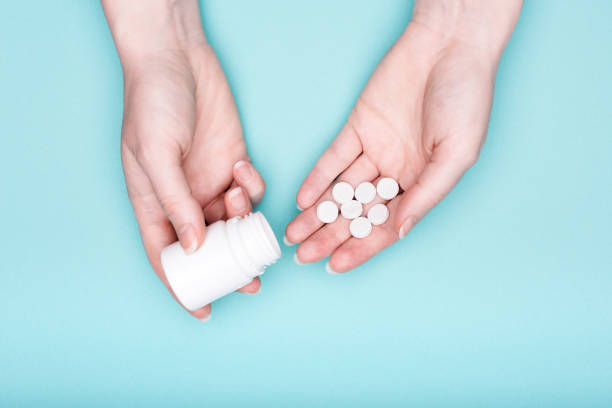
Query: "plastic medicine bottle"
161 212 281 311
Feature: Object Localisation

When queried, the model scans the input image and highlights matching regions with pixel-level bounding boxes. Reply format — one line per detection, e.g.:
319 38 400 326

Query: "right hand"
103 0 265 321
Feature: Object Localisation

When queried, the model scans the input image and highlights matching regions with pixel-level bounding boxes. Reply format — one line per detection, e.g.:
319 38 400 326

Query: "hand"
285 0 522 273
103 0 265 320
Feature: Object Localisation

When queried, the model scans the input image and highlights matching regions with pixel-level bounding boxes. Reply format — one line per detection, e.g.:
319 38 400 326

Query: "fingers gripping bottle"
161 212 281 311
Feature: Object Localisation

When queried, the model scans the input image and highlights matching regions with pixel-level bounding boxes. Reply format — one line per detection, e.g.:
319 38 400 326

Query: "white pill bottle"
161 212 281 311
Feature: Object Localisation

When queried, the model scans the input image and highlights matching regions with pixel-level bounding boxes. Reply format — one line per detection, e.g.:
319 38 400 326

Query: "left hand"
285 1 522 273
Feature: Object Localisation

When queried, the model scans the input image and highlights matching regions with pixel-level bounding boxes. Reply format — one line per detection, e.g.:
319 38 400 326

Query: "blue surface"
1 1 611 406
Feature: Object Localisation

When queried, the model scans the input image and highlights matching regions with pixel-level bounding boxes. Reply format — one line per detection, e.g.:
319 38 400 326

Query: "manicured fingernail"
294 253 305 265
198 315 211 323
283 235 295 246
228 187 248 212
398 216 416 240
326 262 340 275
178 224 198 255
234 160 253 181
297 203 304 211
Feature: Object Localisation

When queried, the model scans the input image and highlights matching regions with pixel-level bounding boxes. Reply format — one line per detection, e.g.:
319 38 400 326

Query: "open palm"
285 22 496 273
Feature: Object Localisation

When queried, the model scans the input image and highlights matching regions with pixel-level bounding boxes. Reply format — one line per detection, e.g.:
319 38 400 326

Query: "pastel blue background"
1 0 611 406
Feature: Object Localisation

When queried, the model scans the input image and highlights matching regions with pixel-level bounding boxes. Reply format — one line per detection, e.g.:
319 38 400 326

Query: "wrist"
411 0 522 62
101 0 207 71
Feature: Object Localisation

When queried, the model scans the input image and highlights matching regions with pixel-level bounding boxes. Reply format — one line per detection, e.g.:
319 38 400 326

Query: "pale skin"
102 0 265 321
102 0 522 320
286 1 523 272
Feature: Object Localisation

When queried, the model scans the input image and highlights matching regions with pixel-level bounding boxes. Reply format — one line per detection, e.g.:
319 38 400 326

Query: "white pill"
367 203 389 225
349 217 372 239
354 181 376 204
332 182 354 204
376 177 399 200
340 199 363 219
317 200 338 223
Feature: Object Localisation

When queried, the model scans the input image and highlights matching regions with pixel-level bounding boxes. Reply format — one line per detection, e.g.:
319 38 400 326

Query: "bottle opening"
253 212 282 265
232 212 281 273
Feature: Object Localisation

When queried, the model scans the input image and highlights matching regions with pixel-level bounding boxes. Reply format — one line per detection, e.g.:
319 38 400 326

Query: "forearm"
101 0 207 69
411 0 523 60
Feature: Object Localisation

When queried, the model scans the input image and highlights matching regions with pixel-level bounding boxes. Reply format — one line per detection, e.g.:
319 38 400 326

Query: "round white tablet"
317 200 338 223
340 199 363 219
332 182 354 204
354 181 376 204
376 177 399 200
367 203 389 225
349 217 372 239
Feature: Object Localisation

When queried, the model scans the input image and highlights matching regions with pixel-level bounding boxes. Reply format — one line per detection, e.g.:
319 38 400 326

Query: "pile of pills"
316 177 399 239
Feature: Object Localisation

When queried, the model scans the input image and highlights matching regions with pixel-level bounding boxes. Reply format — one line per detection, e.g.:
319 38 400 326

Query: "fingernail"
234 160 253 181
294 253 305 265
326 262 340 275
297 203 304 211
398 216 416 240
283 235 295 246
178 224 198 255
228 187 248 212
198 315 211 323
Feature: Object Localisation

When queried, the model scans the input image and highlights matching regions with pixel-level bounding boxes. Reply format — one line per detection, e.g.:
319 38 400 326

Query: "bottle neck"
225 212 282 279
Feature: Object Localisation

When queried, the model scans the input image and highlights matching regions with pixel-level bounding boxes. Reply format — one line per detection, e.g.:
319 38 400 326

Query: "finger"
203 180 240 224
123 146 177 278
327 197 401 273
189 304 212 322
296 124 362 209
203 195 226 224
203 161 266 223
233 160 266 205
136 203 213 322
286 154 378 251
236 277 261 294
296 175 390 264
135 143 205 255
224 186 253 218
394 146 475 239
166 186 257 319
123 147 212 321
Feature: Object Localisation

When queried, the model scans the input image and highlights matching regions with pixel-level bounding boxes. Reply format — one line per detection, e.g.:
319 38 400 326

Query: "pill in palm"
340 199 363 219
349 217 372 239
317 200 338 223
354 181 376 204
376 177 399 200
332 182 354 204
367 203 389 225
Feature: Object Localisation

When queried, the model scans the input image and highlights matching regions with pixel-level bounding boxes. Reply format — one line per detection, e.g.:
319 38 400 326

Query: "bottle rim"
227 212 281 279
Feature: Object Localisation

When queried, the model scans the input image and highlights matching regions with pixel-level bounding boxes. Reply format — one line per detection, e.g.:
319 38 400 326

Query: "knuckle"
330 137 357 164
460 150 479 169
463 148 481 168
158 194 185 218
132 141 159 169
127 134 182 171
120 139 132 161
452 144 481 169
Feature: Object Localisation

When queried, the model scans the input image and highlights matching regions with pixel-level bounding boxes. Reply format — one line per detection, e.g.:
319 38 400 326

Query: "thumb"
394 149 476 239
136 145 205 254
